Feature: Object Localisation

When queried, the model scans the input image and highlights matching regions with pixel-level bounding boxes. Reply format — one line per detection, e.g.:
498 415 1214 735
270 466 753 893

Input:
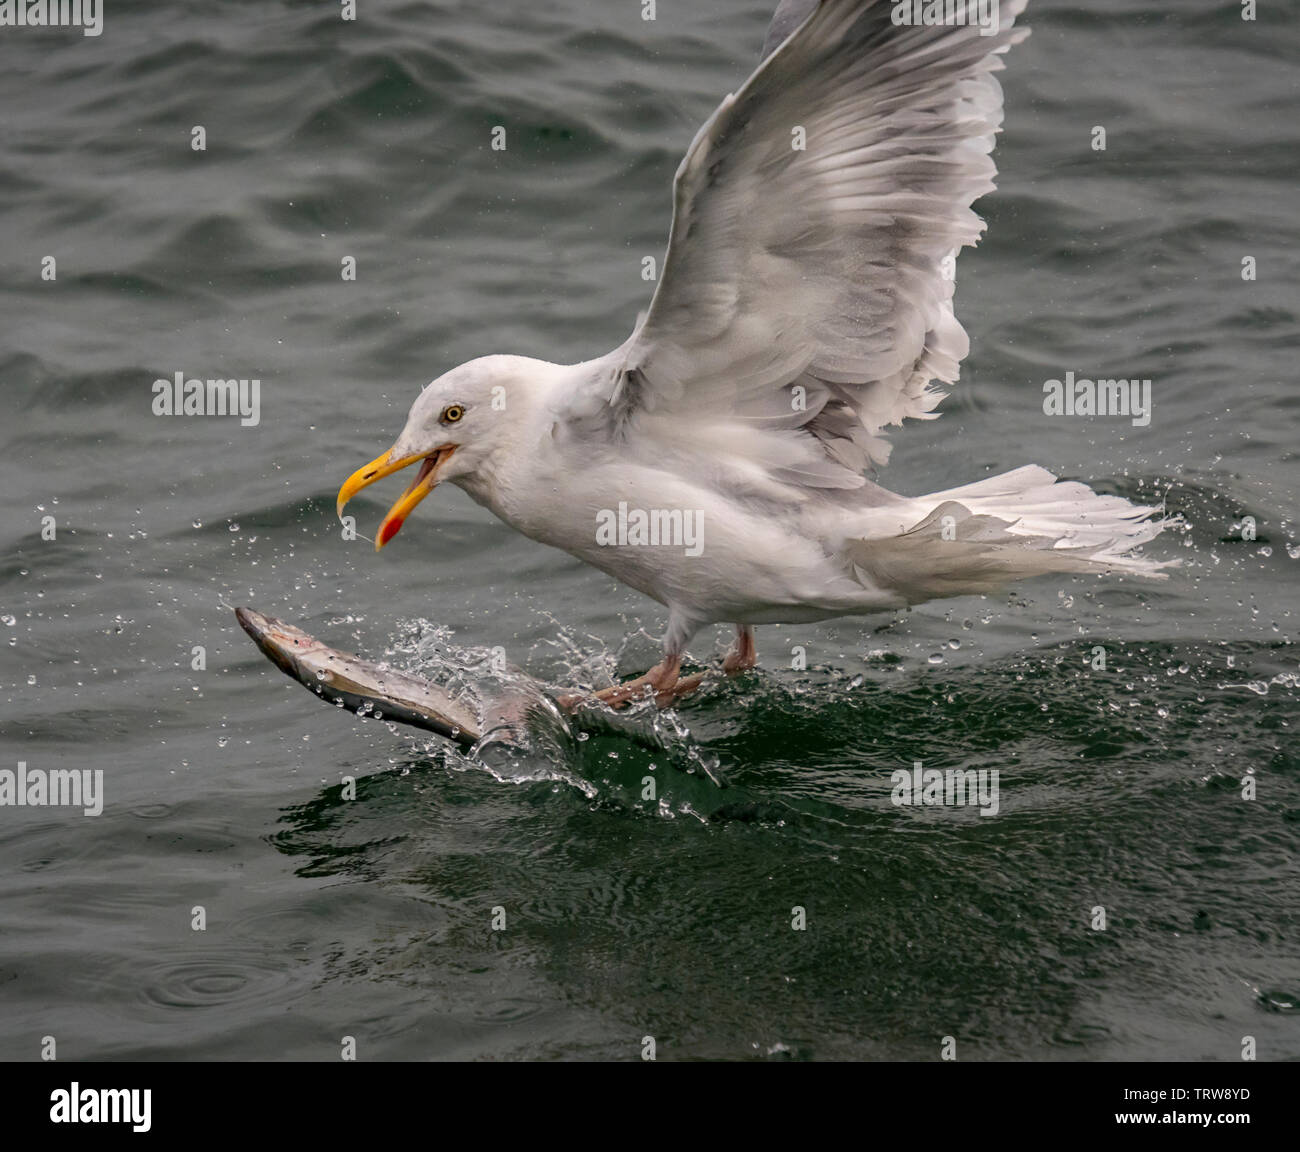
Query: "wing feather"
580 0 1029 493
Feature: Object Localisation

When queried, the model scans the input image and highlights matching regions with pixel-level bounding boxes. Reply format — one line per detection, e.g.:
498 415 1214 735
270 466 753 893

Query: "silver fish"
237 607 508 745
234 607 667 751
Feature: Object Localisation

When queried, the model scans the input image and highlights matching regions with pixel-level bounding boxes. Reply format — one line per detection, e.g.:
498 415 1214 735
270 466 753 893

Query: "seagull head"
336 355 534 550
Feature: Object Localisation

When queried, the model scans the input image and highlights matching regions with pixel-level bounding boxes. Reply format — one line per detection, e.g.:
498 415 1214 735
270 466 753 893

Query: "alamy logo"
0 762 103 816
0 0 102 37
891 760 999 817
891 0 999 37
595 502 704 557
152 371 261 427
50 1084 151 1133
1043 371 1152 427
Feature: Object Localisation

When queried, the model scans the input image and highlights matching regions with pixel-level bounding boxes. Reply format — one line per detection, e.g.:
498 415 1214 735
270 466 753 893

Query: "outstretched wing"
581 0 1028 493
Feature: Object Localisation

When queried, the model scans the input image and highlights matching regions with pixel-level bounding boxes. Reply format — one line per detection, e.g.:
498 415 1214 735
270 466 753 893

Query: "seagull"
336 0 1168 708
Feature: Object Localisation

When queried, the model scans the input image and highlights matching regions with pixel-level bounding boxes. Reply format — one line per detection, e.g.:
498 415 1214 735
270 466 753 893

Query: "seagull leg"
588 659 674 707
646 618 701 706
723 625 758 674
555 654 703 711
557 616 703 710
552 654 676 710
646 626 752 702
647 653 687 708
660 668 705 702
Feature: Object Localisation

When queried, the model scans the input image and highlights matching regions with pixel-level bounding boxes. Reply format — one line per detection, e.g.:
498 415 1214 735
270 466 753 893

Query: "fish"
237 607 503 746
234 607 671 752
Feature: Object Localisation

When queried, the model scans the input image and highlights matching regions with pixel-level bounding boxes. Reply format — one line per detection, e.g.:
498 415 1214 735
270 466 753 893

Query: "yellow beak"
336 445 457 551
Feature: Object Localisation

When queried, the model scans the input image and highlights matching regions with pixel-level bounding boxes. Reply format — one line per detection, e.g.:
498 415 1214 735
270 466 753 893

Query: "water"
2 0 1298 1060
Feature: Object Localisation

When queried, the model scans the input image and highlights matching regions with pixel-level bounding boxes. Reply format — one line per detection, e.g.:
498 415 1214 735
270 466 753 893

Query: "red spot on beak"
379 518 404 546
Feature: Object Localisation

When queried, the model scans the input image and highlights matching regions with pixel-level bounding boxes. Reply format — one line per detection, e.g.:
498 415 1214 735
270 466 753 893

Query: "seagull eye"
440 404 465 424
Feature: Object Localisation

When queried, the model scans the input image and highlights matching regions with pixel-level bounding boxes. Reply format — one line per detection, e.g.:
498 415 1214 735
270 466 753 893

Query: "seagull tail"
848 465 1177 604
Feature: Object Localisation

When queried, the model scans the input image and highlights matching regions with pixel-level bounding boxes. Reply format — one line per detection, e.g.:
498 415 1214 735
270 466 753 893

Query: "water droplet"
927 653 944 665
1 615 14 627
192 518 202 529
217 737 228 748
229 523 240 533
947 639 960 650
27 674 36 685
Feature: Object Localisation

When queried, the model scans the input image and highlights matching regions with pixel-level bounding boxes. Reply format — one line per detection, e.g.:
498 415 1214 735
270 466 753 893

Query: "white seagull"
337 0 1168 707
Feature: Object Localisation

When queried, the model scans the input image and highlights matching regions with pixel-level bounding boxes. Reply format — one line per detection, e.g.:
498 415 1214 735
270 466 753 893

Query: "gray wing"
760 0 819 60
577 0 1029 493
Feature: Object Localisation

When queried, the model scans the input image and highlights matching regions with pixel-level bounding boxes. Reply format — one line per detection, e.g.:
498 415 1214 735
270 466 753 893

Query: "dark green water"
2 0 1298 1060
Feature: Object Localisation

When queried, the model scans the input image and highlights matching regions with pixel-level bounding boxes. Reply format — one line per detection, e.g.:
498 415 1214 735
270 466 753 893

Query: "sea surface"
1 0 1298 1060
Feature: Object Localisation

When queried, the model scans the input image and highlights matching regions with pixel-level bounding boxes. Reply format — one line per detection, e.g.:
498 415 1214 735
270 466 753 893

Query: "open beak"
336 445 457 551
